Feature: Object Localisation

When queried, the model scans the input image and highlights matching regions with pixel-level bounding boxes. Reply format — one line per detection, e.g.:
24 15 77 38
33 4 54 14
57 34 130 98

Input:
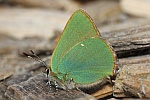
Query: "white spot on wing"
81 44 84 46
80 43 87 49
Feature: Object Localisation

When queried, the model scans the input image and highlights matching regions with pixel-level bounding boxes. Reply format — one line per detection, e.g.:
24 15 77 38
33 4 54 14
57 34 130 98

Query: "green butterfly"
23 9 117 91
46 9 117 91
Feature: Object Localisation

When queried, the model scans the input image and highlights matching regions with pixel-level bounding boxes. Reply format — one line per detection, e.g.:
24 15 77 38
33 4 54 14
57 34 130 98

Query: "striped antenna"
22 50 48 68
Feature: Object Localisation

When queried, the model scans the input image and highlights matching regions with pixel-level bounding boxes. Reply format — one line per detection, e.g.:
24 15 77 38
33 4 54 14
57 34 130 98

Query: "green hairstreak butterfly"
47 9 117 91
23 9 116 90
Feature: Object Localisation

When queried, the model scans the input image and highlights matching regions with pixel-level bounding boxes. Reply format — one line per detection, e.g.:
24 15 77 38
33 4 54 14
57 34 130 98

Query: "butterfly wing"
51 9 115 85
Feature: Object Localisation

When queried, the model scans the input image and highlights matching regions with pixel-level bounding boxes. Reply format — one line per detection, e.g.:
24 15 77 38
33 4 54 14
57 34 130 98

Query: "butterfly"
23 9 117 92
48 9 117 90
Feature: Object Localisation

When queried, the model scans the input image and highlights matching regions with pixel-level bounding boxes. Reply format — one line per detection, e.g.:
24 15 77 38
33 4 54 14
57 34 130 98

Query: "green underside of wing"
51 9 115 85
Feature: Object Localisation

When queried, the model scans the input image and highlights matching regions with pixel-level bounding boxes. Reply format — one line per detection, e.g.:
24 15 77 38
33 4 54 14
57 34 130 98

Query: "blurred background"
0 0 150 40
0 0 150 99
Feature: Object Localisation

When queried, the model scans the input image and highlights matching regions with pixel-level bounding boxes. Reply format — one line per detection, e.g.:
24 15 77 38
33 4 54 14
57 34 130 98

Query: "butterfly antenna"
22 50 48 68
23 50 52 85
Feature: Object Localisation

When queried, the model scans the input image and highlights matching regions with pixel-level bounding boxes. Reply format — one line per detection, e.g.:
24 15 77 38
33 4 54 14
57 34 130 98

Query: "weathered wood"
0 34 55 54
120 0 150 18
119 55 150 65
7 0 79 11
5 74 96 100
100 18 150 33
109 25 150 98
101 25 150 58
81 0 121 25
114 55 150 98
0 8 70 39
91 84 113 99
0 73 33 100
102 24 150 98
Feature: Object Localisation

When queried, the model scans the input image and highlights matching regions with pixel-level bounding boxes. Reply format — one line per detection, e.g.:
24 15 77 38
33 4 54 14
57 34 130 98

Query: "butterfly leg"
54 81 59 90
45 68 53 88
45 68 60 90
66 78 76 90
46 68 50 79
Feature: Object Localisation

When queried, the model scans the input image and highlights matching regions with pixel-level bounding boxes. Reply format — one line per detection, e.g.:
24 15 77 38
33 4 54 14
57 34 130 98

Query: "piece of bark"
0 72 13 81
114 55 150 98
7 0 79 11
5 74 96 100
99 24 150 98
119 55 150 65
82 0 121 26
0 7 70 39
0 34 55 54
91 84 113 99
0 82 9 100
100 18 150 33
101 25 150 58
0 52 50 83
0 73 33 100
120 0 150 18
